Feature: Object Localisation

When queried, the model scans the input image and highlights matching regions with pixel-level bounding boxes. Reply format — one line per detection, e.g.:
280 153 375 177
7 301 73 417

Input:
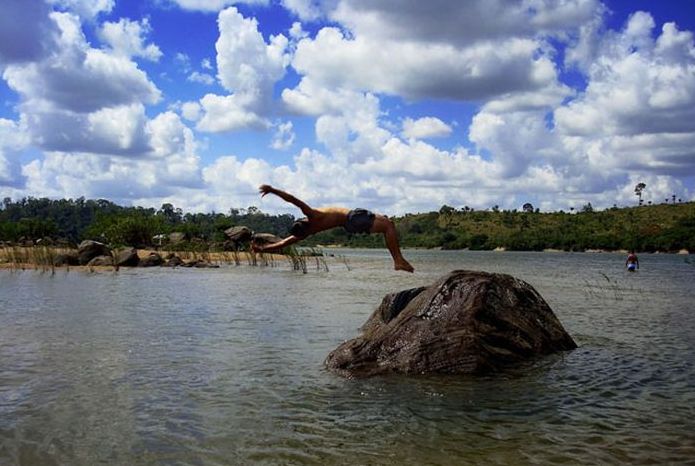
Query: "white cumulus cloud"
188 71 215 85
4 12 161 115
555 11 695 176
402 117 452 140
0 119 29 187
98 17 163 61
194 7 290 132
271 121 296 150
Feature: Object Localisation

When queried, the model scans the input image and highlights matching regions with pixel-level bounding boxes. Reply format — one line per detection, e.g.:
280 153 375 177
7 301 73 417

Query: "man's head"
290 218 310 239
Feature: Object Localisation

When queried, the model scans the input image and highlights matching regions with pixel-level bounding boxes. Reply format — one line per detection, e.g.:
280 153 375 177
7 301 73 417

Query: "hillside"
304 202 695 252
1 197 694 252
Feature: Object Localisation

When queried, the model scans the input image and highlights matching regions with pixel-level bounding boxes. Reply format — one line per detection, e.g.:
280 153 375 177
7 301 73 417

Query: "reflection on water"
1 250 695 465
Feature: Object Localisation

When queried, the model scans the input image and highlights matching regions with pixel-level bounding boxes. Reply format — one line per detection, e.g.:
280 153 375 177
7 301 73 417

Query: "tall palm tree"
634 182 646 206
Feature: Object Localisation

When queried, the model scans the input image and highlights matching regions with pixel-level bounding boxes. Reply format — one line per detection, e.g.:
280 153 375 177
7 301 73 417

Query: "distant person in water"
625 250 639 272
251 184 414 273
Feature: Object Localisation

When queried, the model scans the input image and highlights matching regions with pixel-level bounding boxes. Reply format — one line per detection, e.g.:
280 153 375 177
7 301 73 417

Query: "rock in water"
325 270 577 378
115 248 140 267
139 252 163 267
77 240 111 265
86 255 113 266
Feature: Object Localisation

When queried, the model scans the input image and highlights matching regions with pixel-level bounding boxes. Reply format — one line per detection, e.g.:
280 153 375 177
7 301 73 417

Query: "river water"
1 250 694 465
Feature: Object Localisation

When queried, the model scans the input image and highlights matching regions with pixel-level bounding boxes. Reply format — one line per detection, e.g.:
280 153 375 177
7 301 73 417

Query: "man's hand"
258 184 274 197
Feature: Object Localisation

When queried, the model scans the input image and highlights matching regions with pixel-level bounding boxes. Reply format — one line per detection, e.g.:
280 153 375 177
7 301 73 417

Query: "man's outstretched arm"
252 235 301 253
259 185 314 217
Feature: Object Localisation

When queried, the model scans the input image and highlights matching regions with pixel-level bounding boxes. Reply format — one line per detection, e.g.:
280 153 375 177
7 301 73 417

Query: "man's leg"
370 215 414 272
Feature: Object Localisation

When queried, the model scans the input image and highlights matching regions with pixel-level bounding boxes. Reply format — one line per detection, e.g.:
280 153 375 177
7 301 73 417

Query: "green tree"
84 212 167 247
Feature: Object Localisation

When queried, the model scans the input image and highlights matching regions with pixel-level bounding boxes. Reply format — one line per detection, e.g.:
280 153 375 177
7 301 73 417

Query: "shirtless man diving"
252 184 414 273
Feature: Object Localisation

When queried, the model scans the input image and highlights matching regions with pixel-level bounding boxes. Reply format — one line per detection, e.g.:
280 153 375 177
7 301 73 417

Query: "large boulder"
78 240 111 265
325 270 577 378
224 226 253 243
115 248 140 267
251 232 282 245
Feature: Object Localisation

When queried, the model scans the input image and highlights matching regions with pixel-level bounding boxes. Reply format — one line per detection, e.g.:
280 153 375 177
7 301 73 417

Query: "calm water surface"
1 250 694 465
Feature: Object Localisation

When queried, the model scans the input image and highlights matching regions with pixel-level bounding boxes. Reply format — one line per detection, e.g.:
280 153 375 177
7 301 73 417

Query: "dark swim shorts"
344 208 375 234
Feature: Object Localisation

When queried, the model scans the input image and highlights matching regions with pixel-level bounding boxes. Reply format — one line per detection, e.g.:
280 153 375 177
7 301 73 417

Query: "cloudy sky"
1 0 694 215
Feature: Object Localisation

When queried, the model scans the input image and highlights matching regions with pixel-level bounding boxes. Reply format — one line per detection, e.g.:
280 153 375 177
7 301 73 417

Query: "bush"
469 234 490 250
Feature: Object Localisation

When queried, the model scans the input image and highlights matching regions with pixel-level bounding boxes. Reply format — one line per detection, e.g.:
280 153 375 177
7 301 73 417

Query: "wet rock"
325 270 577 378
194 260 219 268
139 252 163 267
180 259 218 268
78 240 111 265
53 252 79 266
87 255 113 267
163 255 184 267
115 248 140 267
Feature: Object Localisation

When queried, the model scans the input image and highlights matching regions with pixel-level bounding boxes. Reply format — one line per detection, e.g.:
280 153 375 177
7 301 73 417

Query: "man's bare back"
252 185 414 272
299 207 350 235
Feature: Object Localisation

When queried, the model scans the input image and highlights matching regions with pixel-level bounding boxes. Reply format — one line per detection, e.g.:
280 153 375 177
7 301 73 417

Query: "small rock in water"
325 270 577 378
86 255 113 267
139 252 163 267
163 255 184 267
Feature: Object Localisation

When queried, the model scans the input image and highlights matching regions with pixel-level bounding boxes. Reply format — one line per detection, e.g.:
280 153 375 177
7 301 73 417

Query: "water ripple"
1 251 695 465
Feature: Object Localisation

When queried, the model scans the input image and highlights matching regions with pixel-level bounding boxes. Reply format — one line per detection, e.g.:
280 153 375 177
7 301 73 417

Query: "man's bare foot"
395 260 414 273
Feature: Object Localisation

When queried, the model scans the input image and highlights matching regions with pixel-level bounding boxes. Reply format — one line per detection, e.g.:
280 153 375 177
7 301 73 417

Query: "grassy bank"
305 202 695 252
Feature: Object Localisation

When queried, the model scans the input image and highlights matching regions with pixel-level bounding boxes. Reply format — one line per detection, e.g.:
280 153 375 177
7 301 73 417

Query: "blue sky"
1 0 695 215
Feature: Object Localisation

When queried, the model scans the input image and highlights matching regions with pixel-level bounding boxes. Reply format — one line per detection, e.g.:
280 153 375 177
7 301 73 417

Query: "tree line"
0 197 294 248
1 196 694 252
